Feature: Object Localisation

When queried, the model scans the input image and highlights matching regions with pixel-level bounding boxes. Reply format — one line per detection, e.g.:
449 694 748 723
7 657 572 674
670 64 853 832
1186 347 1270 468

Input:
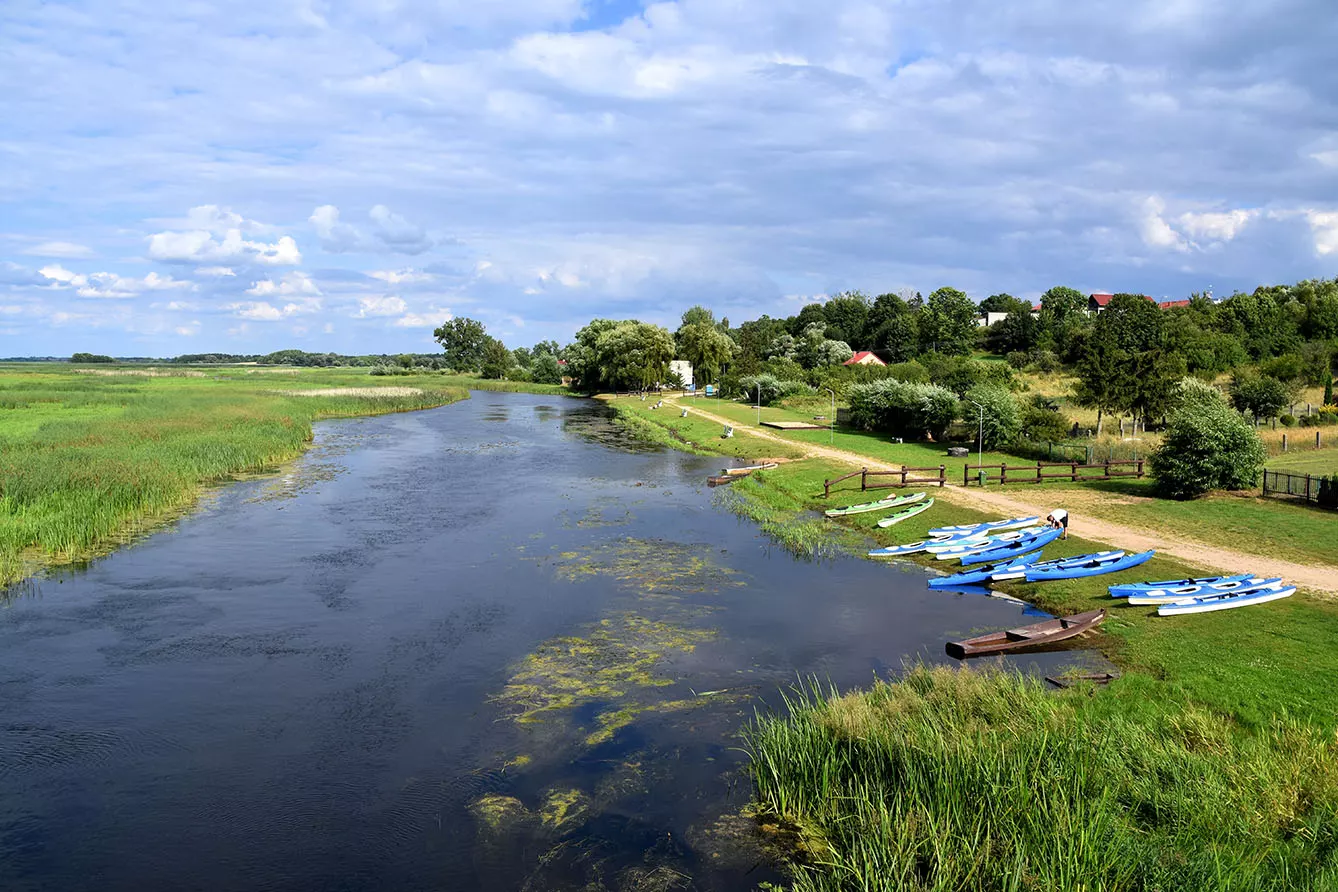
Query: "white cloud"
23 241 95 258
368 268 435 285
195 266 236 277
38 265 194 298
225 298 322 321
1138 196 1190 252
309 204 434 254
148 206 301 266
356 294 408 317
1177 208 1257 242
394 310 452 328
246 272 321 297
175 321 201 336
1305 211 1338 256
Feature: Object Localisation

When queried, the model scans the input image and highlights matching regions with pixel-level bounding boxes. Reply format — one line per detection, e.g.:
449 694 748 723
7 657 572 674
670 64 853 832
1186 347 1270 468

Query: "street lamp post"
756 383 761 426
824 388 835 446
967 399 985 471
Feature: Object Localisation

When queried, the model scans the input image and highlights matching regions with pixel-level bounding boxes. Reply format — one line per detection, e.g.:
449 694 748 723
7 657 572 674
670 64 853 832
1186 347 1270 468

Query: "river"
0 392 1097 891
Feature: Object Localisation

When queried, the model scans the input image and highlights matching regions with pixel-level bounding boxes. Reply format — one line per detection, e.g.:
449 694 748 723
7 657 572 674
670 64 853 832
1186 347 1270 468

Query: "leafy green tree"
511 346 532 369
1128 348 1188 424
1039 286 1087 322
1038 286 1091 359
795 323 852 369
530 352 563 384
70 352 115 363
918 287 978 355
1229 372 1290 423
821 291 871 346
1072 331 1131 435
1098 293 1163 354
564 318 619 389
1150 402 1266 498
679 305 715 330
1170 377 1226 414
479 338 512 379
847 379 958 440
1325 372 1334 407
677 320 737 386
965 384 1021 449
532 339 561 358
433 317 489 372
993 308 1040 354
789 302 828 336
979 293 1030 315
595 321 675 390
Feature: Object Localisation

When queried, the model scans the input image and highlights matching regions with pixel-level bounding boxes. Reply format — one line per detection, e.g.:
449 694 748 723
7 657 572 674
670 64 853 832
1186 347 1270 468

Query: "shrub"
1319 475 1338 509
1229 372 1290 421
738 374 810 406
1005 351 1029 370
1150 402 1266 499
882 361 930 384
1019 396 1072 443
1280 413 1297 427
847 379 959 440
1170 377 1225 413
1319 410 1338 425
964 384 1021 448
1028 349 1061 373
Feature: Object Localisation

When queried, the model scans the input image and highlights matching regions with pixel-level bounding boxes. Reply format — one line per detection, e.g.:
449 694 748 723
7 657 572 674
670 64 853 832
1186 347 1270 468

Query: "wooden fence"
963 459 1144 486
823 466 947 497
1262 470 1336 509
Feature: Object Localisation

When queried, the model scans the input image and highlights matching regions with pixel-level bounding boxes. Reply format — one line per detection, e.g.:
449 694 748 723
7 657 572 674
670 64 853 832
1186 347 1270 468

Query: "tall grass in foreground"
0 371 467 586
746 666 1338 891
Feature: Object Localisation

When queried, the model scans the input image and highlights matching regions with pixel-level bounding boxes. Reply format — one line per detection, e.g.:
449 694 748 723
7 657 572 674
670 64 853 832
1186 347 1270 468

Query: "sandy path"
671 399 1338 594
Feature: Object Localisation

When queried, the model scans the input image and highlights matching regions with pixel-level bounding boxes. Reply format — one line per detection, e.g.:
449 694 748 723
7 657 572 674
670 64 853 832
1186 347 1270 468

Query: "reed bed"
0 368 467 586
746 666 1338 891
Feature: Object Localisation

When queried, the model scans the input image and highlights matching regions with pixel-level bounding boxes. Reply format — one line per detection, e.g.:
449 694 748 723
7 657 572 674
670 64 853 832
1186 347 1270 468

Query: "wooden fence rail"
964 459 1144 486
1262 470 1336 509
823 465 946 496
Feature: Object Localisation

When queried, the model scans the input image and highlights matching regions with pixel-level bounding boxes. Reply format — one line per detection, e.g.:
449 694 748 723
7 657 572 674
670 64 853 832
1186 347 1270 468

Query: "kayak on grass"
958 527 1064 565
1108 573 1252 596
1123 577 1281 605
869 532 990 558
927 551 1044 587
825 491 924 517
1158 585 1296 616
1024 550 1155 581
989 550 1126 580
874 498 934 527
927 516 1040 538
927 527 1048 558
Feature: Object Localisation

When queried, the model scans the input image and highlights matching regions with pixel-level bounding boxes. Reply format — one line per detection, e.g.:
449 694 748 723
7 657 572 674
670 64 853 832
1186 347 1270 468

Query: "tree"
979 293 1030 315
795 323 852 369
822 291 871 346
1098 293 1162 354
479 338 512 379
433 317 489 372
1325 371 1334 407
679 305 716 330
70 352 115 363
992 308 1040 354
564 318 620 389
1150 402 1266 499
532 339 561 358
1038 286 1087 322
918 287 978 355
531 352 563 384
1229 372 1289 423
965 384 1021 449
1072 331 1131 435
511 346 532 369
677 321 737 386
594 321 675 390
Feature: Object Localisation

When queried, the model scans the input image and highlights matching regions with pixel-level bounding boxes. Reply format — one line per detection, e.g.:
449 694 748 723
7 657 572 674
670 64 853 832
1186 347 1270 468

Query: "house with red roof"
1158 299 1192 310
843 351 886 367
1087 292 1155 314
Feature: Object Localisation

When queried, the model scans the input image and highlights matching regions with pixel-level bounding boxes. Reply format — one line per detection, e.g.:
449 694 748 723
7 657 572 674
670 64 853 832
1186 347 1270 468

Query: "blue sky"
2 0 1337 355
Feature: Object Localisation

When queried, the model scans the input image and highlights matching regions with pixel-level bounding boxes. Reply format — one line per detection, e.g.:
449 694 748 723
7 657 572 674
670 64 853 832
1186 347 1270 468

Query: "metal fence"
1262 470 1337 509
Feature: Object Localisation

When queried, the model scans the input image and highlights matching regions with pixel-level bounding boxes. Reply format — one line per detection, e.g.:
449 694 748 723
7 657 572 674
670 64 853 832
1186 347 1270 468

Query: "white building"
669 359 694 390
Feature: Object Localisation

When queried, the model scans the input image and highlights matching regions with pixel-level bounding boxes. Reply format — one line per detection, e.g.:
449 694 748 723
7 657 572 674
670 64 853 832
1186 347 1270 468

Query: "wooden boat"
706 474 736 487
946 609 1106 659
1157 586 1295 616
1046 672 1118 688
825 491 924 517
722 462 779 476
874 498 934 527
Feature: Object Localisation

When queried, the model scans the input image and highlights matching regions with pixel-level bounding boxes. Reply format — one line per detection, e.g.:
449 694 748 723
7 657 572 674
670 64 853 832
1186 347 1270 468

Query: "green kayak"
875 498 934 527
824 491 925 517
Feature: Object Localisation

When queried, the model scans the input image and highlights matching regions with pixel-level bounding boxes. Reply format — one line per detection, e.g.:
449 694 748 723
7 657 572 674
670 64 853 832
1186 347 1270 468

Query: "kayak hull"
1124 577 1281 605
928 516 1040 538
875 499 934 527
958 528 1064 565
928 551 1044 587
1108 573 1251 595
1158 586 1295 616
825 491 925 517
1024 550 1155 582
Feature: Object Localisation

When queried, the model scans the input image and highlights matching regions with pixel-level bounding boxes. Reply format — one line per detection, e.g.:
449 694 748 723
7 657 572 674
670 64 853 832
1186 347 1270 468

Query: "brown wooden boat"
1045 671 1119 688
945 609 1106 659
723 462 779 476
706 474 736 487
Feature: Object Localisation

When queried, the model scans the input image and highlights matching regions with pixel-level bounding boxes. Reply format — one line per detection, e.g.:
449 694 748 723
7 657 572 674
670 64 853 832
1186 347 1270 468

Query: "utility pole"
967 399 985 470
824 388 835 445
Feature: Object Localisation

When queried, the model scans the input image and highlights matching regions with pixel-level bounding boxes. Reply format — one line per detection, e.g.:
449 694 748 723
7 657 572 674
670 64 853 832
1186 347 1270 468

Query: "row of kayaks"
1108 574 1296 616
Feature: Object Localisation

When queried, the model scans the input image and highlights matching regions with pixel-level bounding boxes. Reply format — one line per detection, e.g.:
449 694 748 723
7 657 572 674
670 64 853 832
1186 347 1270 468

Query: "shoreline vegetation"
610 393 1338 890
0 365 471 589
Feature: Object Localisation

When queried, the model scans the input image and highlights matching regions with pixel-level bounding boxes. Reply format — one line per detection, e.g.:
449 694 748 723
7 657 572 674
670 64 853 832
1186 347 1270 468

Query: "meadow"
0 365 468 587
620 404 1338 890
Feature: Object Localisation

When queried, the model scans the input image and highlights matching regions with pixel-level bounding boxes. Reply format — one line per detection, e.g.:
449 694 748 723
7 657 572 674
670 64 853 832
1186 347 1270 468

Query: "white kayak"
927 527 1046 559
1158 585 1296 616
869 532 989 558
926 516 1040 538
874 498 934 527
989 550 1125 581
1125 577 1281 605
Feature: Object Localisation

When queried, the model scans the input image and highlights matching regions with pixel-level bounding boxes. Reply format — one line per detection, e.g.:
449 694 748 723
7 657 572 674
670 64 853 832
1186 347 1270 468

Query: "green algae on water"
548 537 745 595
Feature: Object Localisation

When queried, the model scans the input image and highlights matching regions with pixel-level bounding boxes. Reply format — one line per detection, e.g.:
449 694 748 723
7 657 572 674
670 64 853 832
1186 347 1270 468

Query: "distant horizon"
4 1 1335 355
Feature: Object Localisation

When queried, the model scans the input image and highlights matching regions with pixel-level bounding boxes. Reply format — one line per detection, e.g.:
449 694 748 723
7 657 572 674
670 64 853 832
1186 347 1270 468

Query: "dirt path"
671 399 1338 594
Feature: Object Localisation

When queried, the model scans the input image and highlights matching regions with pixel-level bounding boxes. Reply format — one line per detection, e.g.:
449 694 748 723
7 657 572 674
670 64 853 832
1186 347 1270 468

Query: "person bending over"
1045 509 1069 540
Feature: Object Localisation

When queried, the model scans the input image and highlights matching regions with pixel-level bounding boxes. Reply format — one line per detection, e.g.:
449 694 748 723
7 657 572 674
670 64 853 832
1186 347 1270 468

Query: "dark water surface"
0 393 1096 891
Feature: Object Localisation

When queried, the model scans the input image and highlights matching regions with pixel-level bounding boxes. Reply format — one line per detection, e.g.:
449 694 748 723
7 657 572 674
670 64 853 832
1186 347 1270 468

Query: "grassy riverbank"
617 397 1338 889
0 365 468 587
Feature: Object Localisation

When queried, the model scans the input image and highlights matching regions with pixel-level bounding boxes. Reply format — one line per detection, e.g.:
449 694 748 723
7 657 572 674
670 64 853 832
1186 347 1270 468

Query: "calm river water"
0 392 1095 891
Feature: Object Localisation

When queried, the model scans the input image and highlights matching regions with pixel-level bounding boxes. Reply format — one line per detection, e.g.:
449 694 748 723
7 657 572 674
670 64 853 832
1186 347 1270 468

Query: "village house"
843 351 886 367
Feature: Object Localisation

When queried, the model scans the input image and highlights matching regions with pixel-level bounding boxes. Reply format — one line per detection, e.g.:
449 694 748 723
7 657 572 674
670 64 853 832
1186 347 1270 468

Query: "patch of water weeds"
547 537 746 596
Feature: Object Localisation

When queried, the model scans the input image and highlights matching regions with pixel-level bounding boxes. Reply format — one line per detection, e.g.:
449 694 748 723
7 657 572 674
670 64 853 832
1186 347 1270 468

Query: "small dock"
761 420 825 430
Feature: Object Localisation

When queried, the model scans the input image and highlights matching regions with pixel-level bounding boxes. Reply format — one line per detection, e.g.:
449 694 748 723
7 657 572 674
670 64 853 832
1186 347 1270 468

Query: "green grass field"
1266 448 1338 475
602 395 808 461
0 365 468 586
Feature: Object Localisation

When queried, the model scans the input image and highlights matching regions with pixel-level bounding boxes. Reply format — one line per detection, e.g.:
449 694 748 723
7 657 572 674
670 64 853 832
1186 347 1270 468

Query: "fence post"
1000 462 1008 485
1283 433 1288 452
901 466 908 486
1307 474 1312 503
1071 461 1078 482
938 465 945 487
1036 462 1042 484
964 464 969 486
1104 459 1111 480
1137 459 1144 478
824 478 830 498
861 468 867 491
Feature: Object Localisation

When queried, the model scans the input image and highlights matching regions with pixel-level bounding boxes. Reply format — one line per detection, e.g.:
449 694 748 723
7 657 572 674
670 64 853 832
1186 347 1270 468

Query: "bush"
1280 413 1298 427
1318 475 1338 509
1150 402 1266 499
848 379 959 440
1005 351 1029 370
1319 410 1338 425
882 361 930 384
738 374 811 406
1028 349 1061 373
964 384 1021 449
1229 372 1290 421
1171 377 1226 413
1019 396 1072 443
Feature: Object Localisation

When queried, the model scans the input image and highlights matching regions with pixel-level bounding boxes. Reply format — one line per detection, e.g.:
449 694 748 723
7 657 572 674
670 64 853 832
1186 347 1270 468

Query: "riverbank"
612 391 1338 889
0 366 468 588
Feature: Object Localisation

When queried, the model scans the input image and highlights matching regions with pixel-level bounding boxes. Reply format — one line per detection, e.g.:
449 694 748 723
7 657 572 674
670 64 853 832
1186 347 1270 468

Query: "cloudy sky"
2 0 1336 356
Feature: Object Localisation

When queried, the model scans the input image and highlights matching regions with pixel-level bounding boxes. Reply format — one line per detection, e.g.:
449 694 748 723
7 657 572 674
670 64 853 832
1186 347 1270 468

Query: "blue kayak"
1025 550 1155 581
928 551 1044 587
958 527 1063 565
927 516 1040 538
1108 573 1251 596
989 550 1124 581
1125 577 1281 605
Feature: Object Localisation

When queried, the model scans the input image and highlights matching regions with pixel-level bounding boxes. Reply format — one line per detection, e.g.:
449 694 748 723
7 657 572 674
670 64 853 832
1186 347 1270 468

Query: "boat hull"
1124 578 1281 605
1023 550 1154 581
1158 587 1295 616
946 609 1106 659
1108 573 1251 596
825 491 925 517
875 499 933 527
